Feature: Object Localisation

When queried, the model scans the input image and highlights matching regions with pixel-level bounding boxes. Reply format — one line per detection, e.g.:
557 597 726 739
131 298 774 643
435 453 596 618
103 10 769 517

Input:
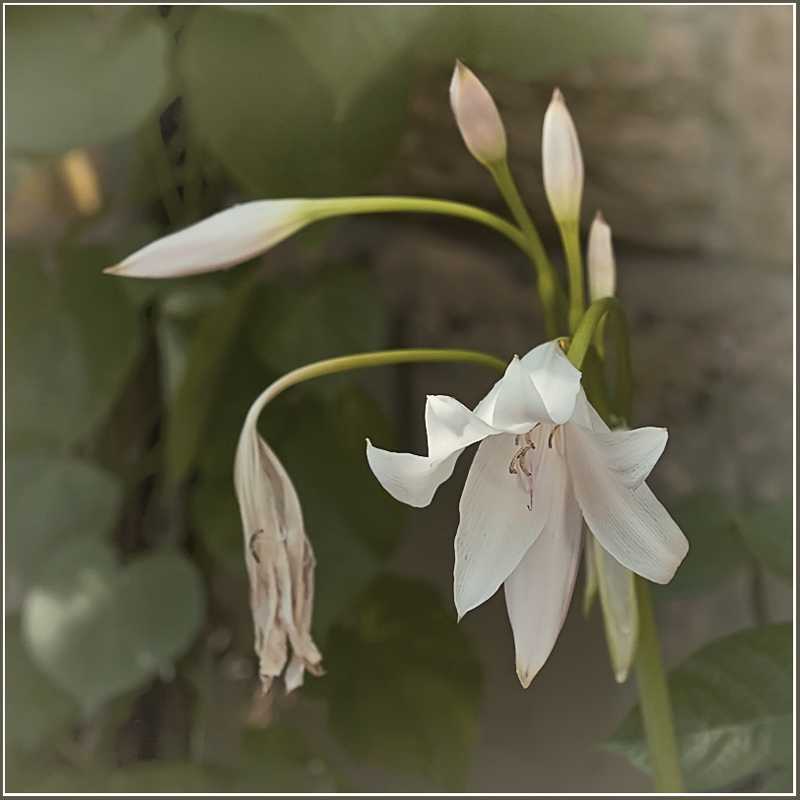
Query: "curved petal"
565 424 689 583
520 341 582 424
491 356 554 432
504 466 583 687
593 537 638 683
577 426 668 489
366 445 462 508
454 429 561 617
367 394 497 508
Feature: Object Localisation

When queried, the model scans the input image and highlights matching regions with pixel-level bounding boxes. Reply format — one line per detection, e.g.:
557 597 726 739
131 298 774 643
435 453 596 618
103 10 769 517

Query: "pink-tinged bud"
449 60 507 167
104 199 318 279
542 88 584 224
587 211 617 301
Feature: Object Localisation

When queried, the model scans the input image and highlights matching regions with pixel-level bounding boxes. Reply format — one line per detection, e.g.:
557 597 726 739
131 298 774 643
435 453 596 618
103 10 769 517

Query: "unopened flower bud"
449 60 507 167
104 199 320 279
542 88 584 224
587 211 616 301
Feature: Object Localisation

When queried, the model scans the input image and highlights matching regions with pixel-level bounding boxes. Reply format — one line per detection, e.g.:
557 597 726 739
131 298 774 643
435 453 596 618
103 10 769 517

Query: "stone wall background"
376 4 794 271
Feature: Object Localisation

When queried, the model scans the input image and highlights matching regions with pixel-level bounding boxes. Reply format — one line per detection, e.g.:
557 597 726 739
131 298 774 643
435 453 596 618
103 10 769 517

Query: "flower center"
508 425 561 510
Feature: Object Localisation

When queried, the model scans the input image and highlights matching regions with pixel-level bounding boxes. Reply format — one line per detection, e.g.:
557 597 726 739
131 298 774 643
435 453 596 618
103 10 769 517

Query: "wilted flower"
450 60 508 167
367 341 688 687
234 391 323 693
542 89 584 225
104 199 324 278
587 211 616 303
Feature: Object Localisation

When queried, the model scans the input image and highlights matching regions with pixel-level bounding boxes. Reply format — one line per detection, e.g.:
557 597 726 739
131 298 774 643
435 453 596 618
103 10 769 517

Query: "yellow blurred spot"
60 149 102 215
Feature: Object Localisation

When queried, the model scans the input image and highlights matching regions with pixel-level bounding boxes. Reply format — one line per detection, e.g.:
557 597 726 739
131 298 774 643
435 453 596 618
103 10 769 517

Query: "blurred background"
5 5 793 793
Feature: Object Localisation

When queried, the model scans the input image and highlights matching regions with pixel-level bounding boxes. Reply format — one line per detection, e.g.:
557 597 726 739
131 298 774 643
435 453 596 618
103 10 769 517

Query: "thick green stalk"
569 298 684 791
634 577 685 793
487 160 566 338
559 219 585 334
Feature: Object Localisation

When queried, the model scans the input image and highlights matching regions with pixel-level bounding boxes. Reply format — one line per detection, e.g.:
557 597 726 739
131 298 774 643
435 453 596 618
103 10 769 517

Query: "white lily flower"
367 341 688 687
104 199 323 278
449 60 508 167
234 394 323 693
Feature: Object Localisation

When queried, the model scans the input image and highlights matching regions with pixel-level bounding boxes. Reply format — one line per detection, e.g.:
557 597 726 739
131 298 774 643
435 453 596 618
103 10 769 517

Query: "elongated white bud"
449 60 507 167
542 88 584 224
104 199 320 279
587 211 617 301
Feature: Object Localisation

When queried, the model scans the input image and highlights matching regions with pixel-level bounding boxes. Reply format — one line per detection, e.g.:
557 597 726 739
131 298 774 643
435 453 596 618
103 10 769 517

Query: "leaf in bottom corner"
601 623 793 791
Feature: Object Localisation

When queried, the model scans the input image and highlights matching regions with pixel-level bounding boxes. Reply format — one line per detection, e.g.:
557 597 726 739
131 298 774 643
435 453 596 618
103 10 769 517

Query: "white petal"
519 341 582 425
570 388 608 431
366 445 462 508
104 199 317 278
565 424 689 583
454 430 560 617
576 426 668 489
593 537 638 683
367 395 496 508
491 356 553 431
504 466 583 687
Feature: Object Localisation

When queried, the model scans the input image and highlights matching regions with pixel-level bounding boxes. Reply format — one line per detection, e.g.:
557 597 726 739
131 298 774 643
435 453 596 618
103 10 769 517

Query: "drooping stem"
634 576 685 793
488 160 566 338
311 196 529 257
242 348 507 436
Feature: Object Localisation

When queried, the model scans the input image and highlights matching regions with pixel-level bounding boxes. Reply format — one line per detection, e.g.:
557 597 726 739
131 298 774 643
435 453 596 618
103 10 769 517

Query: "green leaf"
230 723 345 792
735 498 793 584
316 575 481 790
249 263 387 398
238 6 433 116
602 623 793 792
179 8 411 197
6 450 123 583
164 271 257 487
22 539 206 713
655 489 750 598
6 6 169 153
6 247 141 450
422 6 648 79
8 726 343 793
5 617 77 752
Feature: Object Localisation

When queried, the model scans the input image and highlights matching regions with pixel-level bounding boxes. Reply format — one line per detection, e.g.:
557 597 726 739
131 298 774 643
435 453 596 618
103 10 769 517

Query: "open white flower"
367 341 688 687
234 394 323 693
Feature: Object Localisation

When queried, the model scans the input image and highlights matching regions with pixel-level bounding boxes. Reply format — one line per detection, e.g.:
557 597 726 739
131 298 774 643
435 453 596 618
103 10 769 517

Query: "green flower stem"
488 160 566 339
246 348 507 422
311 196 528 257
634 576 685 793
571 298 684 792
558 219 585 333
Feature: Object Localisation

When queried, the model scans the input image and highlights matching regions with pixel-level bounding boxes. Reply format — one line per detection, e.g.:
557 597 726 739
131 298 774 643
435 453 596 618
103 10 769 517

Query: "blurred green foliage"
8 4 789 795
